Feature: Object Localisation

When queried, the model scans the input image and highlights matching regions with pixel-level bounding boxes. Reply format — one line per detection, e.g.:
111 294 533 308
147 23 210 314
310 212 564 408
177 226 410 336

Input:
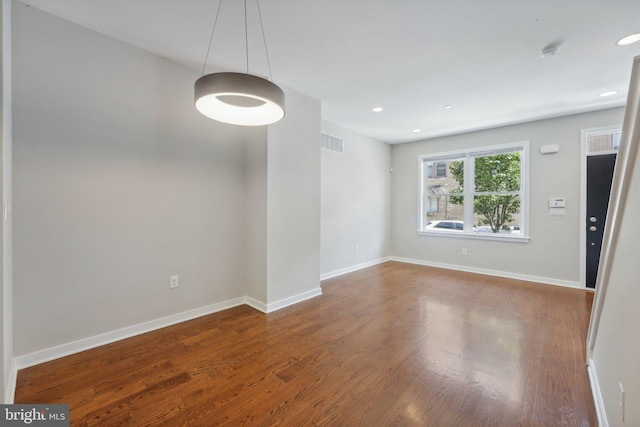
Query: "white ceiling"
17 0 640 143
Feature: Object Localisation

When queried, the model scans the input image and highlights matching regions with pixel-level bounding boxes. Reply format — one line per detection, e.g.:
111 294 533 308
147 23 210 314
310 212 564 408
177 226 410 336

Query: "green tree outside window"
449 153 521 233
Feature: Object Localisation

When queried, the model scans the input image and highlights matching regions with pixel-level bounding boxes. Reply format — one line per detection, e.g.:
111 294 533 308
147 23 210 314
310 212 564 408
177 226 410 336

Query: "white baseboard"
13 296 247 371
8 256 581 403
587 358 608 427
320 257 391 281
10 287 324 398
5 358 16 404
265 287 323 313
391 256 582 289
245 296 267 313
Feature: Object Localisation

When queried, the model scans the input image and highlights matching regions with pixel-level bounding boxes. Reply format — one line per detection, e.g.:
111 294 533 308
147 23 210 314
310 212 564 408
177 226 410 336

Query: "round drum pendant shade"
195 72 285 126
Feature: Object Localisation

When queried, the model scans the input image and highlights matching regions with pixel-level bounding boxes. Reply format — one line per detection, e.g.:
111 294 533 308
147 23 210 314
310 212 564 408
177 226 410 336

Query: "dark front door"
586 153 617 288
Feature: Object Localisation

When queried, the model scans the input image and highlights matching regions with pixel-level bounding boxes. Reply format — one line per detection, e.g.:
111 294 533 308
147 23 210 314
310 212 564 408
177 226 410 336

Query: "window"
586 129 621 154
421 155 465 225
419 142 528 239
426 194 439 214
426 161 447 178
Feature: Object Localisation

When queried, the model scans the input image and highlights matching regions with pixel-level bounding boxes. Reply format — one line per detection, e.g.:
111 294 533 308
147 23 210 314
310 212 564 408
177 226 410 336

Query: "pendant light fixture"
195 0 285 126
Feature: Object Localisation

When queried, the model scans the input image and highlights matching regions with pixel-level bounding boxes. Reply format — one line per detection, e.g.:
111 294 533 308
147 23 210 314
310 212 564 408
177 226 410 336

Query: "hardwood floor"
15 262 597 426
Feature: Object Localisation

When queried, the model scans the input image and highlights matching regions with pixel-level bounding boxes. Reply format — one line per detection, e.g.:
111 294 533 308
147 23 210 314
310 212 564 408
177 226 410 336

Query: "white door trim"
579 124 621 289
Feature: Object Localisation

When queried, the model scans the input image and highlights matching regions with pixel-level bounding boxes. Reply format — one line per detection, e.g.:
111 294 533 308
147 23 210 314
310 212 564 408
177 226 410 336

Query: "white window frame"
418 141 529 242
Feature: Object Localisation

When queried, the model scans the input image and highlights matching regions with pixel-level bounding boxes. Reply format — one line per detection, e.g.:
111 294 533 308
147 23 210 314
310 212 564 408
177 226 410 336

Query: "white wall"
391 108 623 286
244 131 268 304
244 87 322 310
589 57 640 427
590 134 640 426
266 89 321 307
12 4 251 356
11 2 323 360
11 2 633 415
0 0 13 403
320 121 391 277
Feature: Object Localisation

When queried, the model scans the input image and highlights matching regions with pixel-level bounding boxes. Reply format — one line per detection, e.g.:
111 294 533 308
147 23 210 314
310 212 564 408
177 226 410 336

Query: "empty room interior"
1 0 640 425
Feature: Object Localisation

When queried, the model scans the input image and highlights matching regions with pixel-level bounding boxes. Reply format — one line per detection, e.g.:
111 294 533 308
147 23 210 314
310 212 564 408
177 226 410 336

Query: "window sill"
417 230 530 243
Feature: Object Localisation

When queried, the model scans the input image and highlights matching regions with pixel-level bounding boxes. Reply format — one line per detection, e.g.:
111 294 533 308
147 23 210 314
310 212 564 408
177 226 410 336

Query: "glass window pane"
420 143 526 237
422 158 464 231
426 161 448 178
587 130 621 154
425 159 463 196
423 158 465 231
613 131 621 150
472 195 521 234
425 196 465 231
474 153 521 193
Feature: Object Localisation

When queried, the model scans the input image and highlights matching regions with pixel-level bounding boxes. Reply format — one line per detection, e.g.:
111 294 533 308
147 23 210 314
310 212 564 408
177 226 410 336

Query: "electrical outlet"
355 243 359 252
619 382 625 423
170 275 179 289
461 248 468 256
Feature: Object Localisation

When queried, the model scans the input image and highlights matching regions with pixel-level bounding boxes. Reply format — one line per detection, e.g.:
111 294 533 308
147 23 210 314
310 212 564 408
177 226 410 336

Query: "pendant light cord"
257 0 274 81
244 0 249 74
201 0 224 76
201 0 274 81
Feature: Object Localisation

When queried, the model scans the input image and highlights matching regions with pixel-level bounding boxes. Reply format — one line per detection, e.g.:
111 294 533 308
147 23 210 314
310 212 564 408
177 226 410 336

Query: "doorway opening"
580 126 621 288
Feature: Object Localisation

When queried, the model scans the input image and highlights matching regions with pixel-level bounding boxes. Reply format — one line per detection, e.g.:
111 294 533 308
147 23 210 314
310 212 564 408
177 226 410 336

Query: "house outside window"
419 142 528 239
426 194 439 214
427 161 447 178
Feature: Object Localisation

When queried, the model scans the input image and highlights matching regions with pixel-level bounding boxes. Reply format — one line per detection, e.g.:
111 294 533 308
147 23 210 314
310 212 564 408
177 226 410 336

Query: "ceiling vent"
321 133 344 154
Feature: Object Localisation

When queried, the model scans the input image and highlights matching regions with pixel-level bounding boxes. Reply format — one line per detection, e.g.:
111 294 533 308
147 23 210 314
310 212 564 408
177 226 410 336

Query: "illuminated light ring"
195 72 285 126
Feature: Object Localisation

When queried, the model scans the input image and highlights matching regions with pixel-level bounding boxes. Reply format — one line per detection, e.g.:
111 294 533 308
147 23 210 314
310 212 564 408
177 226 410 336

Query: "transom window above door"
586 129 621 155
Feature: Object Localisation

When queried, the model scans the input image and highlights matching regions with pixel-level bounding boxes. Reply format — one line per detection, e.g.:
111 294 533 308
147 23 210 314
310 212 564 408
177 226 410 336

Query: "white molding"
244 296 267 313
9 288 325 399
2 0 13 406
11 286 324 375
13 296 247 370
587 358 609 427
320 257 391 281
5 358 15 404
265 287 323 313
6 254 583 401
588 57 640 356
391 256 581 289
416 230 530 243
579 124 622 290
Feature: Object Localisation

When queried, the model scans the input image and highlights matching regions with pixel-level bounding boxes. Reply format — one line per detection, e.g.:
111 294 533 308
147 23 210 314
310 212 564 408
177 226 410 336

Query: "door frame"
579 124 621 289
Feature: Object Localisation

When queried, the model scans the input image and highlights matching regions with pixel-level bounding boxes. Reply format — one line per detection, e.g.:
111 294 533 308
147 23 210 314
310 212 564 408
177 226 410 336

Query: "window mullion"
463 154 474 232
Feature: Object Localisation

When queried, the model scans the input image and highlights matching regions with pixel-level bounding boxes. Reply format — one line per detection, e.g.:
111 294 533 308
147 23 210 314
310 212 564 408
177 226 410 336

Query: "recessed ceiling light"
444 105 454 110
617 33 640 46
600 90 618 97
372 107 383 113
412 129 421 133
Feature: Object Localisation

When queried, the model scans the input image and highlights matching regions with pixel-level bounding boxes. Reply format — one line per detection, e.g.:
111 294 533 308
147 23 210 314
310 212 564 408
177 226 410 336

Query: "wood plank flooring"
15 261 597 426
